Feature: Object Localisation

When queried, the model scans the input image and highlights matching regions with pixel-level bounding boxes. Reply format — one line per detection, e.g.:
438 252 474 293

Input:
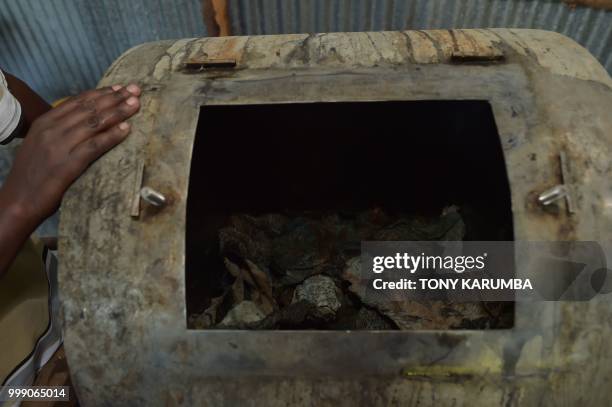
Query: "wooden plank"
202 0 231 37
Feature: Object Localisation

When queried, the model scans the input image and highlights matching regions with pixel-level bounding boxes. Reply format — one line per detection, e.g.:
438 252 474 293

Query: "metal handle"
538 185 569 206
140 186 167 207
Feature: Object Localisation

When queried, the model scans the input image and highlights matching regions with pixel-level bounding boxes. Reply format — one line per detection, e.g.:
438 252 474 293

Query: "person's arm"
2 71 51 137
0 84 141 276
0 189 42 274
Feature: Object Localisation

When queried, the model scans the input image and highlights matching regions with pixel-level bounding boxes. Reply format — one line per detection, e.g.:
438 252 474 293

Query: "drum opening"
186 100 514 330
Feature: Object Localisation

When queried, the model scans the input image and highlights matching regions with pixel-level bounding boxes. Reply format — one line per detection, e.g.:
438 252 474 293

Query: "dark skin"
0 73 141 276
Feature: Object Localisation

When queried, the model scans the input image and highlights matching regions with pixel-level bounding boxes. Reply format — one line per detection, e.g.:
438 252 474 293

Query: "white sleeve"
0 70 22 144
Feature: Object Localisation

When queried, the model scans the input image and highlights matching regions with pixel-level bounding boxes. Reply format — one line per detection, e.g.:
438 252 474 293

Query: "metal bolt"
538 185 568 206
140 186 167 207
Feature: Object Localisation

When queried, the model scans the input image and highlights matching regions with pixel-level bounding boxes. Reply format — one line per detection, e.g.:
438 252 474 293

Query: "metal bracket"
130 159 145 218
184 58 237 71
537 152 575 214
559 151 575 214
450 49 504 63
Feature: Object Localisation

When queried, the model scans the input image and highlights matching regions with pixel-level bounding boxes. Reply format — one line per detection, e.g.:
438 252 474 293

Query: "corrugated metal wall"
0 0 610 102
229 0 612 74
0 0 207 102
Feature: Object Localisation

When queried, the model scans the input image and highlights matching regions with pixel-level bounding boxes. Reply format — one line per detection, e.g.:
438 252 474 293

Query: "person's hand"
0 84 141 224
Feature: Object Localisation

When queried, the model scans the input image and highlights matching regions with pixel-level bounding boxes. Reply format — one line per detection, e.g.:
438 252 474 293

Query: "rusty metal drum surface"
59 29 612 406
